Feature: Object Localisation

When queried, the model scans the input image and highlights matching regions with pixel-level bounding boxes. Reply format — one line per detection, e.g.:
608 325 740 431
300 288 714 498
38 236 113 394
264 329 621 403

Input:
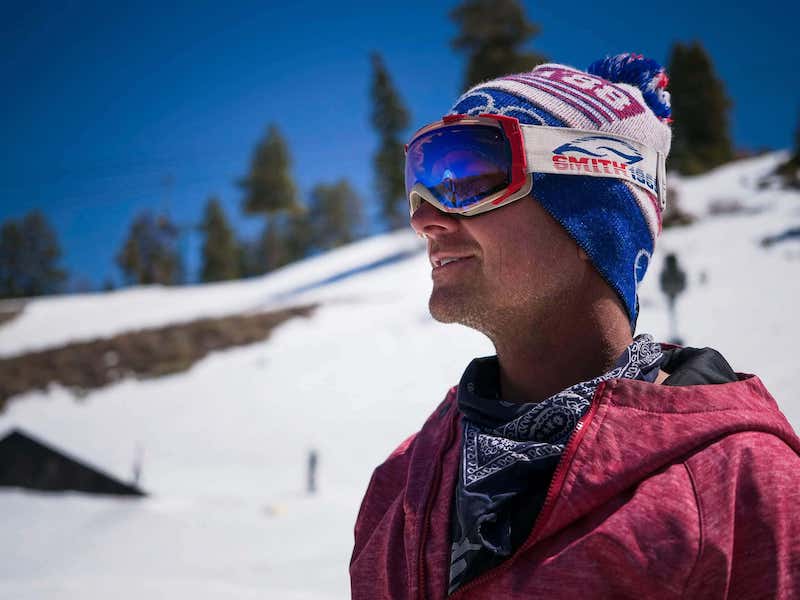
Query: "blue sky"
2 0 798 288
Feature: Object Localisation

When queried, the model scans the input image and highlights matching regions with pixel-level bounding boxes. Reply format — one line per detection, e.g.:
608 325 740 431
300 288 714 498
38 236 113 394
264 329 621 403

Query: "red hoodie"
351 374 800 599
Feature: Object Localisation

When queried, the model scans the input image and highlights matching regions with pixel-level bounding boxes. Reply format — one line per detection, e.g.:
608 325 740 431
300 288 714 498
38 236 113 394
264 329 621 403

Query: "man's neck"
492 298 633 404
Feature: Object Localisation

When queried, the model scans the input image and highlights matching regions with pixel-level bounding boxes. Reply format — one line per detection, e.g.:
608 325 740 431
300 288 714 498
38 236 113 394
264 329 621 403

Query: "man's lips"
429 252 476 269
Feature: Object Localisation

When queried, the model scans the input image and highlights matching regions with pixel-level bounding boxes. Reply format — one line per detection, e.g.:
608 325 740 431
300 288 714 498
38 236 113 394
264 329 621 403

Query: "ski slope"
0 153 798 599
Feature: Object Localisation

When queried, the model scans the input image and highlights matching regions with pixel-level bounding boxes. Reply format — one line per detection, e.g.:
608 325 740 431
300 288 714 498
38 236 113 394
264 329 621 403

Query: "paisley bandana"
449 334 664 594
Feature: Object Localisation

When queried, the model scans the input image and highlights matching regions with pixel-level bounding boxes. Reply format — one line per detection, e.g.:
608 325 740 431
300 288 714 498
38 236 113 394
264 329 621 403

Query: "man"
350 54 800 599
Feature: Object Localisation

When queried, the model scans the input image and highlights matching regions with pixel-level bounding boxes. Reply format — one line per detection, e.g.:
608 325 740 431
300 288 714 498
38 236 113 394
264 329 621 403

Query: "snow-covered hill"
0 153 798 599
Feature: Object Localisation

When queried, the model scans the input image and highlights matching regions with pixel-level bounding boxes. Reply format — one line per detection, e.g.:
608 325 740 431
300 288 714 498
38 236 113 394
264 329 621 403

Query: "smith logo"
551 136 658 195
553 135 643 164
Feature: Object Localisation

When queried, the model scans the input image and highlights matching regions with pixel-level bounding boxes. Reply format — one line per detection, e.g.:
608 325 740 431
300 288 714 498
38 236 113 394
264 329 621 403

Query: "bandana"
449 334 664 594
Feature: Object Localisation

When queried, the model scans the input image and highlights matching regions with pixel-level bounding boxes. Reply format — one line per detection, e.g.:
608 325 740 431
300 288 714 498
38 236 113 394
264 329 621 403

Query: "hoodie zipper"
417 399 459 600
446 380 608 599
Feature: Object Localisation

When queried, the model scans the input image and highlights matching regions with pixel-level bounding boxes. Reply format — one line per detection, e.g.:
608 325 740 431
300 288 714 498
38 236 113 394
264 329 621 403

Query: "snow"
670 150 791 217
0 152 798 598
0 230 424 358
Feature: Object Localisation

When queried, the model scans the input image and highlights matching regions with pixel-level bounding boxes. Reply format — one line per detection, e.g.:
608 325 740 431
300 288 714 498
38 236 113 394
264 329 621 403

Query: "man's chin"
428 289 480 326
429 305 458 324
428 291 459 324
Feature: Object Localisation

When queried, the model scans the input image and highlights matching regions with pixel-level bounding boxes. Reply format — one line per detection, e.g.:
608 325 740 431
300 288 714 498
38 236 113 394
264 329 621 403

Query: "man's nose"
410 200 459 238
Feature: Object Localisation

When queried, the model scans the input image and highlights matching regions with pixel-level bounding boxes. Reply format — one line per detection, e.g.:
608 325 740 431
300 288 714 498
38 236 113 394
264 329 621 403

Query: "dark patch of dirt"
0 304 317 411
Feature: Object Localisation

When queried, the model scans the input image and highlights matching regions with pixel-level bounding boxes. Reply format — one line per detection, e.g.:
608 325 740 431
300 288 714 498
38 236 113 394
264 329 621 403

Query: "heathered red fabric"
350 375 800 599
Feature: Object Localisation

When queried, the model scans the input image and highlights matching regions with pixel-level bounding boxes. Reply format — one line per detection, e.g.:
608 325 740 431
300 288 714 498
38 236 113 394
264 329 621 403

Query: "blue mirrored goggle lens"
405 124 511 209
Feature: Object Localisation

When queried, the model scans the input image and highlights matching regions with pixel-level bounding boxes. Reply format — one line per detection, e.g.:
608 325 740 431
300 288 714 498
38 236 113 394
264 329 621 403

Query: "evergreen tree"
795 113 800 164
237 238 261 278
0 221 24 298
451 0 547 91
370 53 411 229
236 215 299 276
667 41 734 175
252 209 314 273
239 124 299 216
776 110 800 187
238 124 300 272
257 218 289 272
0 210 66 299
116 211 183 285
199 196 239 282
284 208 315 264
308 179 363 250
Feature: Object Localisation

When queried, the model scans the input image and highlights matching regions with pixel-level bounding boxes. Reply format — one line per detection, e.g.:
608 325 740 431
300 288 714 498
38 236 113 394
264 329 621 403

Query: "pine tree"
370 53 411 229
238 124 300 272
0 210 66 299
451 0 547 91
237 238 261 278
253 208 314 272
116 212 183 285
284 208 314 264
239 124 298 216
0 221 23 298
308 179 363 250
776 110 800 188
667 41 734 175
199 197 239 282
795 114 800 164
258 219 289 272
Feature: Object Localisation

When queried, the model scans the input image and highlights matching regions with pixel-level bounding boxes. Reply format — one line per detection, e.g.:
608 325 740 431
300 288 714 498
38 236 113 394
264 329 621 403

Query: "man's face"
410 196 586 336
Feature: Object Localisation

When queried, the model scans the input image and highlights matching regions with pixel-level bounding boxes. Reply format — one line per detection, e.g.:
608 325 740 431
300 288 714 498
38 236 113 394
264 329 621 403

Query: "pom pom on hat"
587 53 672 121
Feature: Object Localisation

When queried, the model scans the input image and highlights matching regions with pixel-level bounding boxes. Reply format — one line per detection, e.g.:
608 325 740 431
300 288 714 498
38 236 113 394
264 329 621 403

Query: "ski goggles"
405 113 666 217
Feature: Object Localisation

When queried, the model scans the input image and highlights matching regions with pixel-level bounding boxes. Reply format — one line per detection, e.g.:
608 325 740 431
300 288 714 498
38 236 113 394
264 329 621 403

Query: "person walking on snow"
350 54 800 599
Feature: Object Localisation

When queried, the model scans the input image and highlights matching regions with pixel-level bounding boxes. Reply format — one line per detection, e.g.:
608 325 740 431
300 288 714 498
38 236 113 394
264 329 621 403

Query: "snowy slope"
0 231 424 358
0 153 798 599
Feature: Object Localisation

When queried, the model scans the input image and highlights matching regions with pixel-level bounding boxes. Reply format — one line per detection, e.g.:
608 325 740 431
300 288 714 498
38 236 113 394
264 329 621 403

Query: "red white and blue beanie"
449 54 672 327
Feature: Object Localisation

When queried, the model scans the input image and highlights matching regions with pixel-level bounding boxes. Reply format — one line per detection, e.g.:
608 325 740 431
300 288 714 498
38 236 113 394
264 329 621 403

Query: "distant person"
307 448 318 494
350 54 800 598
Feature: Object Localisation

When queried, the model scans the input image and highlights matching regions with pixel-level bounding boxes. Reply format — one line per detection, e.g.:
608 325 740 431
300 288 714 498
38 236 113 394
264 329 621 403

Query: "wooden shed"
0 428 145 497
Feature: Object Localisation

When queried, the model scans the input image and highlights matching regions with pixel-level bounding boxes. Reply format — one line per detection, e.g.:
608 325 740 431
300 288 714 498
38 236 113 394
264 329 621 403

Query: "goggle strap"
521 126 667 208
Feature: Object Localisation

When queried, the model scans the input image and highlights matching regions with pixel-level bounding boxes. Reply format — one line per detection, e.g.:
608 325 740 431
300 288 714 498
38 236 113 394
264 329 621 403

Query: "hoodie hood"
533 370 799 544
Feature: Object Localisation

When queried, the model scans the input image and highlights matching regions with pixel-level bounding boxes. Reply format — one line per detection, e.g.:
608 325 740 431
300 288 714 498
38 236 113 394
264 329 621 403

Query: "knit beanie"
448 54 672 327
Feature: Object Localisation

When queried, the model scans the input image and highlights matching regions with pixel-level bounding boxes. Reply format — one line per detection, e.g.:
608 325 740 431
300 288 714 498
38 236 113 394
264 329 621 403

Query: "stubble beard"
428 279 500 338
428 271 562 344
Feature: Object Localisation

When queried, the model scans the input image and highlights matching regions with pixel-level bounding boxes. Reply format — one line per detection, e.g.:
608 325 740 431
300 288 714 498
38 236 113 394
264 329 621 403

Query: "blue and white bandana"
449 334 664 594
